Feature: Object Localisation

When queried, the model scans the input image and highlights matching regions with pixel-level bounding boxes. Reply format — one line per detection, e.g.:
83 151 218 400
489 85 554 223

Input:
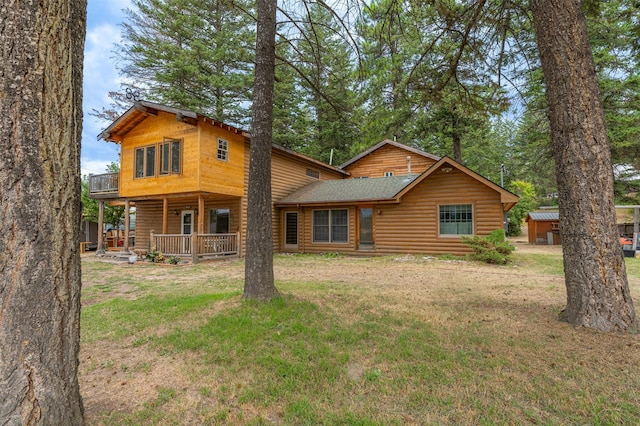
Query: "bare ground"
78 239 640 424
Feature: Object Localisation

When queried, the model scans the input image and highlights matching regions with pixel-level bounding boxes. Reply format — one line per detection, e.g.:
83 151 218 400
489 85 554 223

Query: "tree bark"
0 0 86 423
531 0 638 332
243 0 279 300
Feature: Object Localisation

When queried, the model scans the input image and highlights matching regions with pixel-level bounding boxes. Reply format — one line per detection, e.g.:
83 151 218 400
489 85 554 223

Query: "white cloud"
81 159 115 177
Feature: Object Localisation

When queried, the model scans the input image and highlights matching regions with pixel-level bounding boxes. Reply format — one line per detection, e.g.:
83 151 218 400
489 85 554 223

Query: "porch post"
198 194 205 234
191 231 199 264
150 230 156 252
123 199 130 253
162 197 168 234
96 200 105 255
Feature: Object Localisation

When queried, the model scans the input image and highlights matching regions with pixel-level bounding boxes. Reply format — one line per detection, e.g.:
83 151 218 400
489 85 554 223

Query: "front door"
182 210 193 253
359 207 373 249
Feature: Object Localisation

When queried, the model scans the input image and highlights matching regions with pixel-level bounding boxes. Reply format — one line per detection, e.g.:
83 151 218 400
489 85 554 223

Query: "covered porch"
96 192 243 260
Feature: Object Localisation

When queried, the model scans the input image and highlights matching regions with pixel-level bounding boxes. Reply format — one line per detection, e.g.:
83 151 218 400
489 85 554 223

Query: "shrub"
168 256 181 265
146 250 164 263
461 229 515 264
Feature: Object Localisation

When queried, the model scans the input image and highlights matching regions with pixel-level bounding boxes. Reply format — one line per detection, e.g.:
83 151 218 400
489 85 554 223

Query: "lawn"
79 244 640 425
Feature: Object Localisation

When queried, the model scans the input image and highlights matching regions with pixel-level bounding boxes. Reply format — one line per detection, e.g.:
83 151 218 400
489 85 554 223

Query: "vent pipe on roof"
329 149 334 165
393 134 397 142
407 156 412 176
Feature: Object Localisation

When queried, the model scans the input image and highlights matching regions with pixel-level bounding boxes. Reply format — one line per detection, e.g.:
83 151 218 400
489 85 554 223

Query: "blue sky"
81 0 132 176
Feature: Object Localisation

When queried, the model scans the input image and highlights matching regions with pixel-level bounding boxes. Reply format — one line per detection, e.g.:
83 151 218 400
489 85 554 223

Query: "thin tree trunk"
531 0 638 332
0 0 86 423
244 0 279 300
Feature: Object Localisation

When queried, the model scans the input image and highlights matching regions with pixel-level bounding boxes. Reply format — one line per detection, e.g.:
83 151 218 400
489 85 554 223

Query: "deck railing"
89 172 119 195
152 232 238 257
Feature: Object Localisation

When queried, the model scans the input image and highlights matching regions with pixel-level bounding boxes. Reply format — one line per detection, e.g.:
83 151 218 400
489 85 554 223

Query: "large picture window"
313 209 348 243
439 204 473 235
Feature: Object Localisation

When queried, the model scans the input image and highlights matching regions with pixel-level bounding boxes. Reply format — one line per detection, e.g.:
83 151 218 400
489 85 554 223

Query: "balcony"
89 172 119 198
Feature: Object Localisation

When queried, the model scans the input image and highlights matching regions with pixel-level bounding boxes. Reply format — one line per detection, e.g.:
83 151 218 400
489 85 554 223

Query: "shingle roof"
527 212 559 221
277 175 420 205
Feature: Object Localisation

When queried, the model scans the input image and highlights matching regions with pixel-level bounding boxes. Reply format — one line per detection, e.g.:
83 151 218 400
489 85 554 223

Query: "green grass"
80 252 640 425
82 292 239 343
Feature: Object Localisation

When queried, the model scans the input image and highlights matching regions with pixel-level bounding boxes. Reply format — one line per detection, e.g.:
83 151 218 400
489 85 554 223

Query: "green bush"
461 229 515 264
146 250 164 263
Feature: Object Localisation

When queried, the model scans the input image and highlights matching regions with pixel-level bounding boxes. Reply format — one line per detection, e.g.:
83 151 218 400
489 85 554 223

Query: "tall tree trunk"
531 0 638 332
0 0 86 423
244 0 279 300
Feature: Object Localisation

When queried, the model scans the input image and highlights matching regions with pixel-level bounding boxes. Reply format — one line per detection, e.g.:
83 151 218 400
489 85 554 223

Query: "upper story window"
306 168 320 179
135 138 182 179
217 138 228 161
384 171 394 177
135 145 156 178
439 204 473 236
159 138 181 175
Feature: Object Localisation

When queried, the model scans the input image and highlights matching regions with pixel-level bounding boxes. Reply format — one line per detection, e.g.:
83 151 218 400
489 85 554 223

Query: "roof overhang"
97 100 247 143
395 157 520 211
339 139 441 169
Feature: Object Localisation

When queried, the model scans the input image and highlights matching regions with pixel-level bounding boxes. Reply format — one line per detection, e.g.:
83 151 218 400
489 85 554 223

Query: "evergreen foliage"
462 229 515 265
506 181 537 237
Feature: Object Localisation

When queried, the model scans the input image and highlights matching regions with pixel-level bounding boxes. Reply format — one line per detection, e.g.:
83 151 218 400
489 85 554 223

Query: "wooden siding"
344 144 437 178
134 197 241 252
284 168 505 256
198 125 245 196
240 142 345 255
373 169 504 255
119 111 201 198
119 111 245 198
527 220 561 245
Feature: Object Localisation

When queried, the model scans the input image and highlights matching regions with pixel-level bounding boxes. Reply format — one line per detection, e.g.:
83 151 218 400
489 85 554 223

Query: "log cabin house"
89 101 519 259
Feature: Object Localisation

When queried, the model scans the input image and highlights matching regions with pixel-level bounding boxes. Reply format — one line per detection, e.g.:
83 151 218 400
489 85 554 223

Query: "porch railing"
89 172 119 196
151 232 239 257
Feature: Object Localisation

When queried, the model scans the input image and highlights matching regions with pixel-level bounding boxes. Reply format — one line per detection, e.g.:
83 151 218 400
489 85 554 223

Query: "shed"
526 212 560 245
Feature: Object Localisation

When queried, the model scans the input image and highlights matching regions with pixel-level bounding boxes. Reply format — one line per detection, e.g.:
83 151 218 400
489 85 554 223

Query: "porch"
150 232 239 258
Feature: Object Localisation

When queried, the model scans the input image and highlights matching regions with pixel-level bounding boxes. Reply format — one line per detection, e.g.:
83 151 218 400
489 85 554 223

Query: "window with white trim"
313 209 348 243
384 171 394 177
217 138 228 161
439 204 473 235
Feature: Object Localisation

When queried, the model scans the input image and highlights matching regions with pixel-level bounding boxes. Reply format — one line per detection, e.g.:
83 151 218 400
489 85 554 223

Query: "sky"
81 0 133 177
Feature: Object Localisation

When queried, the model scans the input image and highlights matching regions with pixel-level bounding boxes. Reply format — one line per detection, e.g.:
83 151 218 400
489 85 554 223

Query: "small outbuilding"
526 212 561 245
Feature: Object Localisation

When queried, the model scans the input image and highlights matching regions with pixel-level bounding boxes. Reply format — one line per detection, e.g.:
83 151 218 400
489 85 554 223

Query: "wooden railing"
151 232 239 258
88 172 119 196
153 234 192 255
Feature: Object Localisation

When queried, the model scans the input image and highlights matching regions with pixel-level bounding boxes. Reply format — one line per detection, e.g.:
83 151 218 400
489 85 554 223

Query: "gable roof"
277 156 519 211
98 101 348 176
98 100 247 142
339 139 441 169
395 157 519 209
526 212 559 222
276 175 420 206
